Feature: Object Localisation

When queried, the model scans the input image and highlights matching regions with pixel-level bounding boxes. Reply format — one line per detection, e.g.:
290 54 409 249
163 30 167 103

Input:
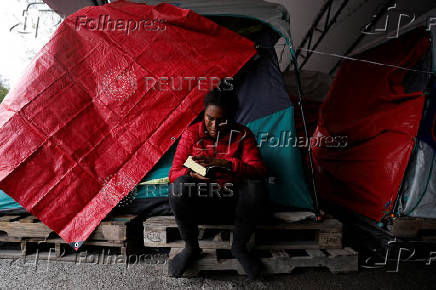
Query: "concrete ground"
0 256 435 290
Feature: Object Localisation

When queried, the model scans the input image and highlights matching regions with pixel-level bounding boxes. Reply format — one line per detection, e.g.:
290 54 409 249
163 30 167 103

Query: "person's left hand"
192 156 232 169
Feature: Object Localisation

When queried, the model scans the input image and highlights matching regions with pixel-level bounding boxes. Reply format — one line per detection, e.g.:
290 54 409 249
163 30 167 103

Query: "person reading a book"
168 88 269 279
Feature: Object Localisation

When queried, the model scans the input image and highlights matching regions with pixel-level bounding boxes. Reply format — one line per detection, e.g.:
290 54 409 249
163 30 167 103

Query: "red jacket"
169 121 267 185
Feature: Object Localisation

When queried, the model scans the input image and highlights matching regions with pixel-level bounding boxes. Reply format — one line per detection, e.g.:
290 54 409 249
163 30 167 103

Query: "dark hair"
203 88 238 119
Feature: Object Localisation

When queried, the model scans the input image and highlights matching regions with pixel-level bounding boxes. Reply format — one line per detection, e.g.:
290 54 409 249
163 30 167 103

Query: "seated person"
168 88 269 279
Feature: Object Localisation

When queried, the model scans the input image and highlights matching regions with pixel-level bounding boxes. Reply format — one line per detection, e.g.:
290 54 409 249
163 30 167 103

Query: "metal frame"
296 0 350 71
329 0 396 75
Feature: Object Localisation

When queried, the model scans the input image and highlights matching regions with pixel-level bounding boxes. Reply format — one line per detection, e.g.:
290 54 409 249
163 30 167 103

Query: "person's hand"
192 155 211 167
209 158 232 169
189 171 210 181
192 156 232 169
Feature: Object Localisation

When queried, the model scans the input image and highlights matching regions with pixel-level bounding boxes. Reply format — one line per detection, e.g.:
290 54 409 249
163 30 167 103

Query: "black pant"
169 175 269 234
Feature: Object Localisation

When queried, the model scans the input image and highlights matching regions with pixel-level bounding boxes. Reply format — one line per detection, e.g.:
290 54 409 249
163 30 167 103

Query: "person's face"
204 105 230 139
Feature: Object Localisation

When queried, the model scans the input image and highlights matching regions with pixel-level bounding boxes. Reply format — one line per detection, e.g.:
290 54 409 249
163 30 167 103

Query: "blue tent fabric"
235 29 291 124
246 107 313 209
0 189 21 211
235 29 312 210
135 143 176 198
418 81 436 151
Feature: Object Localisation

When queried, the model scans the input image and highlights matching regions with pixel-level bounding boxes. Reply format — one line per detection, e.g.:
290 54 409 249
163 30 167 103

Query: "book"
183 156 231 178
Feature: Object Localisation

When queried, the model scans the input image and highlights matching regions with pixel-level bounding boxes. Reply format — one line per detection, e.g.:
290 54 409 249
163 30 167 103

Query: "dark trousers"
169 175 269 242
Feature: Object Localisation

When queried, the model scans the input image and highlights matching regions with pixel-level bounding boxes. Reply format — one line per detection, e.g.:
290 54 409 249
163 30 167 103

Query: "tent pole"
290 56 321 220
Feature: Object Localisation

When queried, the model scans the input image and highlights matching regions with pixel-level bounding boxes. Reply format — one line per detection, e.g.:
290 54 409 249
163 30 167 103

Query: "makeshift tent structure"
388 9 436 220
312 26 434 224
0 0 317 247
112 24 315 217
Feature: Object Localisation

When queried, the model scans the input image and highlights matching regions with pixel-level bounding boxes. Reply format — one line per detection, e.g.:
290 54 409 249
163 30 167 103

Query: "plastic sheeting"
129 0 292 48
398 140 436 218
397 79 436 218
312 28 430 221
0 1 256 245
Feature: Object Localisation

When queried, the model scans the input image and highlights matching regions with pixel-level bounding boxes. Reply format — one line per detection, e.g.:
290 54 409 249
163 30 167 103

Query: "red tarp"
0 1 255 245
312 28 430 221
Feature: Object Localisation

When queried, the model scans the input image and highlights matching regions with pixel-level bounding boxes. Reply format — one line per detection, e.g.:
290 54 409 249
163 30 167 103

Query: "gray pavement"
0 257 435 290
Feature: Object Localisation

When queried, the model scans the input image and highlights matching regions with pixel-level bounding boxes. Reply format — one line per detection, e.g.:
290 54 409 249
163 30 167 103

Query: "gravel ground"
0 256 435 290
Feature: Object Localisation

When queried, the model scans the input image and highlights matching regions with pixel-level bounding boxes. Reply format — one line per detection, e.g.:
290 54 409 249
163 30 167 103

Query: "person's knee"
238 179 268 205
170 175 197 200
174 175 195 186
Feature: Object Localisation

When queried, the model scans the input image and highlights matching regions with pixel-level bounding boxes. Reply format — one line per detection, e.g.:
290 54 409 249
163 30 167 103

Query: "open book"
184 156 231 178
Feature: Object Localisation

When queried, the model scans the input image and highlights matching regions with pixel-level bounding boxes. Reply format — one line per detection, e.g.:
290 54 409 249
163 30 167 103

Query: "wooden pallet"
322 199 436 240
391 217 436 239
143 216 343 250
167 247 358 276
0 214 140 261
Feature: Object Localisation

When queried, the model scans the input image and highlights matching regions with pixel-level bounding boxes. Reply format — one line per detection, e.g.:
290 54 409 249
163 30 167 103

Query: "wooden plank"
144 227 341 250
318 232 343 248
255 241 319 250
144 225 167 244
55 243 61 258
257 219 342 231
0 214 133 241
306 249 326 258
145 216 342 231
44 238 125 247
0 216 20 222
392 217 436 238
0 214 137 261
20 240 27 256
0 221 53 238
326 248 348 257
89 224 127 241
19 216 37 224
168 247 359 276
271 250 290 258
146 240 232 249
0 236 25 242
343 247 358 255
